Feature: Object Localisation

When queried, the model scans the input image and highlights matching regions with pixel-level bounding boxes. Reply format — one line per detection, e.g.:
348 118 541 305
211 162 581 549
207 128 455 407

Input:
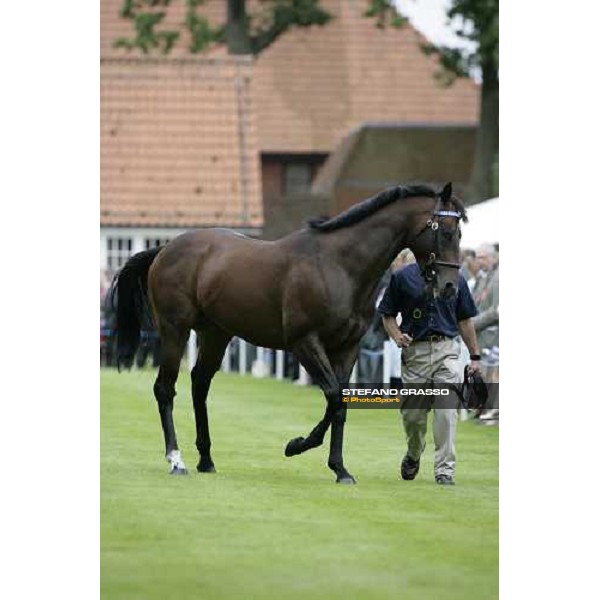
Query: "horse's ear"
440 182 452 202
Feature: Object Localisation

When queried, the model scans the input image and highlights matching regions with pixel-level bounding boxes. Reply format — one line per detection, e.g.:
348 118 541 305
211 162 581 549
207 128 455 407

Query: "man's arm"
473 270 499 332
382 315 413 348
377 272 412 347
458 317 481 373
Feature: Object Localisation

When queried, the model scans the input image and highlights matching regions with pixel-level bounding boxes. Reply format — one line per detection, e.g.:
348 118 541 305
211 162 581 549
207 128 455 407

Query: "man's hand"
382 315 412 348
395 333 413 348
467 360 481 375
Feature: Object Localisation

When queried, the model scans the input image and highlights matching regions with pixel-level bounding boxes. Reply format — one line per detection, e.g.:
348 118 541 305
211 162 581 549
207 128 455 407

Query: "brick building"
100 0 479 271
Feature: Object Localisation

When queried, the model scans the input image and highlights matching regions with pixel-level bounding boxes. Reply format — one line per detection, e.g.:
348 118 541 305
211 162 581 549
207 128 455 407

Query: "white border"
2 2 99 598
3 1 600 598
501 2 600 598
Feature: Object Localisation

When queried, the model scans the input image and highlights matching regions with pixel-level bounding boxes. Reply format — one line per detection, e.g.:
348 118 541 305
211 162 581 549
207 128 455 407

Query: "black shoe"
435 474 455 486
401 455 420 480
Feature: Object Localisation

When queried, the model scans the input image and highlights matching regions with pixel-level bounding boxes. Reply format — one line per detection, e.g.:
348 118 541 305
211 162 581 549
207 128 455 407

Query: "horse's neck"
323 205 411 290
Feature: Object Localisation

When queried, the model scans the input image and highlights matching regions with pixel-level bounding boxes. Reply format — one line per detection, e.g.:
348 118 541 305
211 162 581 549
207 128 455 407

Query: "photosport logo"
337 382 498 409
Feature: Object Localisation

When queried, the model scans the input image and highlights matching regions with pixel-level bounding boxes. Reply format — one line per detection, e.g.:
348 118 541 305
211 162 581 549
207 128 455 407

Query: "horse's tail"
106 246 163 371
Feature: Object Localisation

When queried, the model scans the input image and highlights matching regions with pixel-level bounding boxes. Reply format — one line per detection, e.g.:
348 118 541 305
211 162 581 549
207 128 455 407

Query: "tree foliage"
114 0 180 54
420 0 499 85
114 0 331 56
247 0 332 54
186 1 225 54
366 0 498 85
363 0 406 29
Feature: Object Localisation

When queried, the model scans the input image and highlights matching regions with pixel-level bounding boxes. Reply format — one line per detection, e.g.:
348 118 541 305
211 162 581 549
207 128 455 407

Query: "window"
107 237 132 273
144 237 170 250
284 162 312 194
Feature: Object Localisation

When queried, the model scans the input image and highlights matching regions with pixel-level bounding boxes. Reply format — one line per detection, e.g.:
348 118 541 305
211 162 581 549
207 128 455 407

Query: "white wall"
99 227 189 270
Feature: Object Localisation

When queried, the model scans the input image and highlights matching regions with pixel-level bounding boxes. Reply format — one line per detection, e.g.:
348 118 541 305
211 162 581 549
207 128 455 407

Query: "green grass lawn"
101 369 498 600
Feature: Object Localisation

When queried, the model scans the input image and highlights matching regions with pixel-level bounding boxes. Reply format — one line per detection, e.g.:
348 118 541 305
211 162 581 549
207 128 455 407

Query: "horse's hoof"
285 437 305 457
336 474 357 485
197 463 217 473
170 466 188 476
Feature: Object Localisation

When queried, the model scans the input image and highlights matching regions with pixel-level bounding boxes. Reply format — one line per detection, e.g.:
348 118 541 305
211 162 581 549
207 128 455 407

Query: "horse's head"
408 182 466 299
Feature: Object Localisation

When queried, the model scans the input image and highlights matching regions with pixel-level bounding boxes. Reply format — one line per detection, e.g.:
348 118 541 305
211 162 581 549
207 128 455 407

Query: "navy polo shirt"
377 263 478 340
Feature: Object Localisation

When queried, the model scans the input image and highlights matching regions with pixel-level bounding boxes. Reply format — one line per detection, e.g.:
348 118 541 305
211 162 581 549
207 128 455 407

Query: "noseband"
409 199 463 285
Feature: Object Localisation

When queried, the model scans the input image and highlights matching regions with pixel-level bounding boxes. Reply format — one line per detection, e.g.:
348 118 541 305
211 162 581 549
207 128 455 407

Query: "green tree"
431 0 498 203
419 1 498 202
226 0 331 54
367 0 499 203
114 0 180 54
115 0 331 56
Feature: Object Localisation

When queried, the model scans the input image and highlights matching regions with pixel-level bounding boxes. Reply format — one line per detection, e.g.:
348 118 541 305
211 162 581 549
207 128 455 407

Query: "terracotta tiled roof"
312 122 477 213
253 0 479 152
102 1 479 153
101 56 262 228
100 0 479 227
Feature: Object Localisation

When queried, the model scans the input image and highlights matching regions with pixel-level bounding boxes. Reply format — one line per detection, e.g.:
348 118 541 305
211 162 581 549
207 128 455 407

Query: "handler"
378 260 481 486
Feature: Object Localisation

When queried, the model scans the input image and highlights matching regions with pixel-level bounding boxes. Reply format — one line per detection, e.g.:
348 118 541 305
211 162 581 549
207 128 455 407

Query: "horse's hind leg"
192 325 231 473
154 321 188 475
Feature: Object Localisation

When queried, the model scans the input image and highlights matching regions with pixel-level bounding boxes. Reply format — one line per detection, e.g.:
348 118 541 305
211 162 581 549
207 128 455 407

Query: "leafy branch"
113 0 331 56
248 0 332 54
420 0 498 84
185 0 224 53
114 1 180 55
363 0 406 29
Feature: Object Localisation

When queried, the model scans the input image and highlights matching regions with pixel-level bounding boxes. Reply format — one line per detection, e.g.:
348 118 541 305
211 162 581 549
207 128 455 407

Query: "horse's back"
147 226 370 349
149 228 291 345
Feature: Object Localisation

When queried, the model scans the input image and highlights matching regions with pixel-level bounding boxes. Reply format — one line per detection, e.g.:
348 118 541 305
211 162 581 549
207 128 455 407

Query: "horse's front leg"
284 404 334 456
285 334 356 484
326 344 361 484
326 402 353 483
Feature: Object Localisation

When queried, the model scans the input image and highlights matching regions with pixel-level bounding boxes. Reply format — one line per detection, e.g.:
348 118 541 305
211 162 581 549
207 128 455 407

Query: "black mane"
308 184 466 232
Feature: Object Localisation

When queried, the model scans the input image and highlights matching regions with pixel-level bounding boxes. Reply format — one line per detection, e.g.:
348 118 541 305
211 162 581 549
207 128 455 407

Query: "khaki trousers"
401 338 461 477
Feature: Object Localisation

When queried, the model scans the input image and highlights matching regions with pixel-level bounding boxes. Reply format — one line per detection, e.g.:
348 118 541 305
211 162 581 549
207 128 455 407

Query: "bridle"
409 197 463 286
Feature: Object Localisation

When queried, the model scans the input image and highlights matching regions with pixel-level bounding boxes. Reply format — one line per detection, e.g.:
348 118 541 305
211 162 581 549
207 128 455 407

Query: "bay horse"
109 182 466 484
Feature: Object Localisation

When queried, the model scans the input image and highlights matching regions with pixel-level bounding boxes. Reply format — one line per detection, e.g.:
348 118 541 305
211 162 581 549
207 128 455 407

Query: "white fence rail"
187 334 398 385
187 334 318 384
187 335 479 395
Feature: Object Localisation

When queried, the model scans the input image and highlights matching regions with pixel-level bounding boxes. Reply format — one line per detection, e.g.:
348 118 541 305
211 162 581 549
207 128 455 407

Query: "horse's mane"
308 184 466 232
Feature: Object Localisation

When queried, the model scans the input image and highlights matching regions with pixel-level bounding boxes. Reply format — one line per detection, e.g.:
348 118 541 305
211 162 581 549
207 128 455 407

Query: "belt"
415 333 450 343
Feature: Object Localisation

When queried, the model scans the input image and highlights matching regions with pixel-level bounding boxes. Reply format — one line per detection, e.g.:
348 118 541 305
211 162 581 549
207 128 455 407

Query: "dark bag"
460 366 489 410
